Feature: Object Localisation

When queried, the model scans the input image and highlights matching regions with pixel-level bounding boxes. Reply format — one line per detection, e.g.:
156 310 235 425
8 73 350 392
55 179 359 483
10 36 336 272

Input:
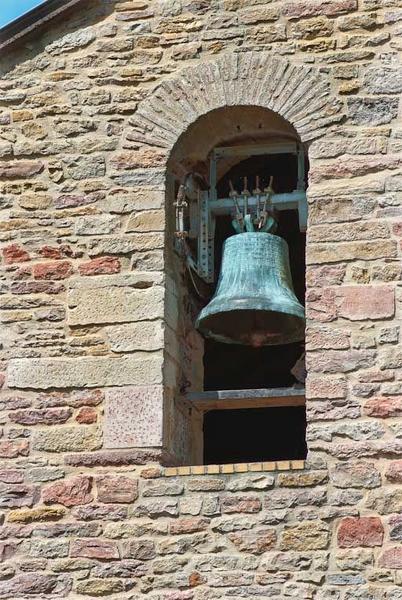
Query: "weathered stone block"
47 29 96 54
331 461 381 489
68 284 164 325
74 215 120 235
283 0 357 19
7 507 66 523
96 475 138 503
104 385 164 448
32 426 101 452
0 160 44 178
126 209 165 232
8 354 163 389
337 517 383 548
280 522 329 551
379 547 402 569
43 476 93 507
364 66 402 94
336 286 395 321
78 256 121 276
386 461 402 483
70 539 119 559
348 97 399 125
104 320 164 352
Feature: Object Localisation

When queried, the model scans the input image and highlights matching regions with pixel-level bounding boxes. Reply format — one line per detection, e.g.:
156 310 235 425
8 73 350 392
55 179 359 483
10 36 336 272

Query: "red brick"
337 517 384 548
335 286 395 321
96 475 138 504
379 547 402 569
75 407 97 424
33 261 73 280
78 256 120 276
385 460 402 483
70 538 119 559
43 476 93 507
2 244 30 264
364 397 402 418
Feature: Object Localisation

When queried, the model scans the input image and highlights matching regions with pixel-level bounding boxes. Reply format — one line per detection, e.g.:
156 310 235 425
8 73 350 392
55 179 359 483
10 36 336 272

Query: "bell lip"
196 306 305 346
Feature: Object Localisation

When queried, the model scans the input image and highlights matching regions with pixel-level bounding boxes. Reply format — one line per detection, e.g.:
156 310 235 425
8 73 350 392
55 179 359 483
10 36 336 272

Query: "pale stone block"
7 354 163 389
68 285 164 325
104 385 164 448
104 320 164 352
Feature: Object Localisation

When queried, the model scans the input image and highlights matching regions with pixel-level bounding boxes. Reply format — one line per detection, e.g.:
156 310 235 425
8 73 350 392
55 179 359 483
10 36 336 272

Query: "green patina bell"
196 232 305 346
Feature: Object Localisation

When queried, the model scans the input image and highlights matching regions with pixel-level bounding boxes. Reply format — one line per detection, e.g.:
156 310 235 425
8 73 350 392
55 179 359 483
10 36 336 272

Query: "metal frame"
178 141 308 283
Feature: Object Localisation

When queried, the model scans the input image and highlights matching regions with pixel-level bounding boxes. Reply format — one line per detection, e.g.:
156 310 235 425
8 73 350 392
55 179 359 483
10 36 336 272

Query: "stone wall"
0 0 402 597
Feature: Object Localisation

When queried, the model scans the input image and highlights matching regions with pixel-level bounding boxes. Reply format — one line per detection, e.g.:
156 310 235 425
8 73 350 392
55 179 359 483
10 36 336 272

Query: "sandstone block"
0 574 71 597
9 407 72 426
74 215 120 235
379 547 402 569
96 475 138 503
170 517 210 535
364 66 402 94
87 233 164 256
68 284 164 325
308 241 397 264
104 320 164 352
123 539 156 560
70 538 119 560
33 261 73 280
306 349 376 373
385 461 402 483
283 0 357 19
63 155 105 180
7 506 66 523
75 579 124 596
104 385 163 448
220 496 261 514
306 375 347 399
47 29 95 54
8 354 163 389
0 440 29 458
280 522 329 551
32 426 101 452
78 256 121 276
75 407 97 424
0 160 44 178
2 244 30 264
364 397 402 418
336 286 395 321
331 461 381 489
43 476 93 507
25 539 69 559
338 517 383 548
126 209 165 232
229 529 276 554
278 472 327 487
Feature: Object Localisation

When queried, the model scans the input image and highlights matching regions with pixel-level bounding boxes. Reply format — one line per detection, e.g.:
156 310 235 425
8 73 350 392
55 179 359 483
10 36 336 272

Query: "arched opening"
165 105 308 465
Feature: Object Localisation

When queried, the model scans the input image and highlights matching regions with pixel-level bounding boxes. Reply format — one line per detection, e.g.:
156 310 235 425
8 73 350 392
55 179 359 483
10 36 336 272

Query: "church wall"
0 0 401 597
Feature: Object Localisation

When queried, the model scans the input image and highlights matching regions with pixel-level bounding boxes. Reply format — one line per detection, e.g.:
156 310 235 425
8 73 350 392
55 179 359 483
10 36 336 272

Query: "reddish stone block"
220 495 261 514
335 286 395 321
379 547 402 569
96 475 138 504
33 261 73 280
0 160 44 178
385 460 402 483
2 244 30 264
0 440 29 459
337 517 384 548
1 484 39 509
170 518 209 535
38 245 74 259
364 397 402 418
9 408 72 426
229 529 277 554
43 476 93 507
78 256 121 276
70 538 119 560
75 407 97 424
0 470 24 484
0 542 16 562
11 281 65 295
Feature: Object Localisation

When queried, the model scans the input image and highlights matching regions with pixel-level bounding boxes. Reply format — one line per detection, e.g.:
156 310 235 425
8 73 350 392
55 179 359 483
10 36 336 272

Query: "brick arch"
128 51 344 158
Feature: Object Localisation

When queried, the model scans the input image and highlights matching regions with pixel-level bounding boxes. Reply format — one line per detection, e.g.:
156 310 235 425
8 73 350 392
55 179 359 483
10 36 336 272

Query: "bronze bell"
196 232 305 346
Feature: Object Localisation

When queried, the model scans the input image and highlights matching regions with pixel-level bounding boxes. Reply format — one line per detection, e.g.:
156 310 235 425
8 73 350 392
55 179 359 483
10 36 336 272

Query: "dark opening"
203 152 306 391
203 405 307 464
